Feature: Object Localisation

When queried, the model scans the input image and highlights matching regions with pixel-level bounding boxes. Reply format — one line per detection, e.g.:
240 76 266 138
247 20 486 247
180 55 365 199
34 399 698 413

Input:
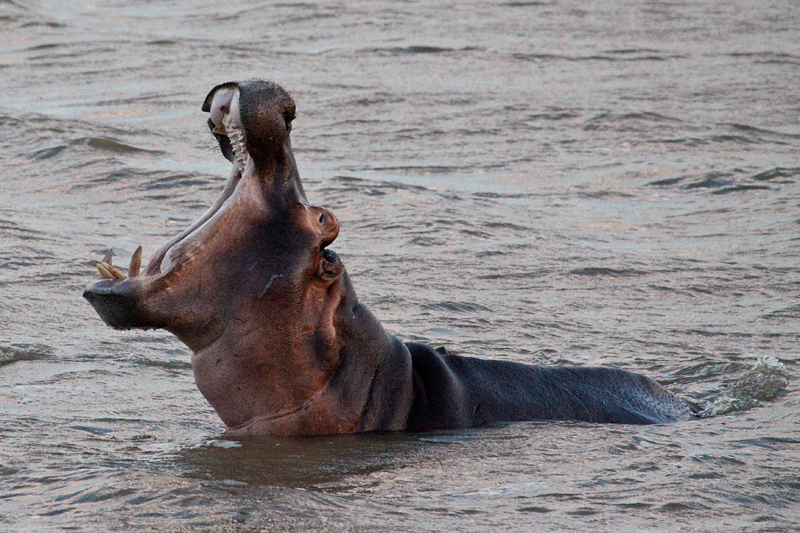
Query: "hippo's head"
83 80 345 363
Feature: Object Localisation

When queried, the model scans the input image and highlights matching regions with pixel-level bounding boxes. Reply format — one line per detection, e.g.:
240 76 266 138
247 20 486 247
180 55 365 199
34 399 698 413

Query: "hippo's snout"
83 279 152 330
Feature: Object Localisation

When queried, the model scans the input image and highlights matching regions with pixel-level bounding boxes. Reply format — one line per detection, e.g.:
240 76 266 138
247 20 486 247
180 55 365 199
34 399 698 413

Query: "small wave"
471 191 536 200
701 356 789 417
616 111 682 123
751 167 800 183
501 1 552 6
139 172 214 191
681 171 734 190
484 221 533 231
27 42 60 52
0 343 51 367
366 46 481 56
421 301 492 313
363 164 463 175
388 46 456 54
21 21 67 28
512 51 685 63
477 269 550 280
727 123 800 140
526 110 580 121
647 176 685 188
709 134 758 144
1 0 29 11
568 267 643 278
77 137 159 154
329 175 430 194
28 137 158 162
408 235 446 246
0 219 45 240
576 190 635 199
728 51 800 66
760 303 800 321
711 184 774 195
30 143 67 160
648 168 794 193
133 357 192 373
580 110 683 132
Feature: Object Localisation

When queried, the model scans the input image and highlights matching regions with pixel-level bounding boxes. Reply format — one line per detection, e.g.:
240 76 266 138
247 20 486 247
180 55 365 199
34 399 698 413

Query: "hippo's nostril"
322 249 339 263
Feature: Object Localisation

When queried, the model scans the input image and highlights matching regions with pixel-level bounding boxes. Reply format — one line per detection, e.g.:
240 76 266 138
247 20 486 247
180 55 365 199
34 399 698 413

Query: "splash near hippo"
83 81 695 436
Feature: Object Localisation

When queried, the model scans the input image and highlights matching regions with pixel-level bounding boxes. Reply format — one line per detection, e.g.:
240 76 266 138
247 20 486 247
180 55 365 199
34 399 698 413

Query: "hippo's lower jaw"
85 245 158 328
83 278 146 330
83 259 186 335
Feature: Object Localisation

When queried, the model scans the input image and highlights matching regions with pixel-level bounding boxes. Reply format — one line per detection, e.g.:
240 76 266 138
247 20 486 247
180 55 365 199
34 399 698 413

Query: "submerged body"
83 80 694 436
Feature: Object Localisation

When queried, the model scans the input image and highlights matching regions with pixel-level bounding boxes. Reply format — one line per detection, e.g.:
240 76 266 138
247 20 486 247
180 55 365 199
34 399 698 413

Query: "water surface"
1 0 799 530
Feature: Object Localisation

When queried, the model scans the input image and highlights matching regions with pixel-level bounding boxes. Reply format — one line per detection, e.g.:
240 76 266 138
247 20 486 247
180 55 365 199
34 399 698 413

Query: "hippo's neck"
333 272 416 432
192 272 414 436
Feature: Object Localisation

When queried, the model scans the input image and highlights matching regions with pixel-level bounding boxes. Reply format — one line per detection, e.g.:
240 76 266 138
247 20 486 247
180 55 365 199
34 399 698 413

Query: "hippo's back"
405 342 695 431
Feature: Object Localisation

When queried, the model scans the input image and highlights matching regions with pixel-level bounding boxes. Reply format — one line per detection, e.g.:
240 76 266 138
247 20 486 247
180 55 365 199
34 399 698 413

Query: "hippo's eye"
285 111 295 133
319 214 325 224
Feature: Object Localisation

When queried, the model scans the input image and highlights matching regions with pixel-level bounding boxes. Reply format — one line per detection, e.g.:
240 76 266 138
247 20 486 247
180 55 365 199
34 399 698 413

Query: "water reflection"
176 431 428 488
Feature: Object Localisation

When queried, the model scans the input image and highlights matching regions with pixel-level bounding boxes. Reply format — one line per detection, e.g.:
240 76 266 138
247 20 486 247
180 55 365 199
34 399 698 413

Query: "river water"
2 0 799 530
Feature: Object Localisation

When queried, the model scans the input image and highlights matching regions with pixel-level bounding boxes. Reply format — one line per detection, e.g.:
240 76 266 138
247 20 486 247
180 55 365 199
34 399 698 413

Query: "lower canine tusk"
101 261 126 280
129 246 143 277
97 263 115 279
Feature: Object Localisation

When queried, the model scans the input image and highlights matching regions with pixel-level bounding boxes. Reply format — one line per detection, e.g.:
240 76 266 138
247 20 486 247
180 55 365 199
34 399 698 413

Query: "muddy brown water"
1 0 799 530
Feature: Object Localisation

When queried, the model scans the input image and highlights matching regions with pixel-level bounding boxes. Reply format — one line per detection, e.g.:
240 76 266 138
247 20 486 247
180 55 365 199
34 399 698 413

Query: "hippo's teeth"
101 261 127 280
128 246 142 277
102 249 113 265
97 262 115 279
224 119 248 174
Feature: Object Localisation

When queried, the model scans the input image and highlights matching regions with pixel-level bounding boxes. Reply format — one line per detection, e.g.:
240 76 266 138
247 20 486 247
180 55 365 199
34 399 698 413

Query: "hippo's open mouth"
88 85 250 286
83 86 256 330
83 81 316 338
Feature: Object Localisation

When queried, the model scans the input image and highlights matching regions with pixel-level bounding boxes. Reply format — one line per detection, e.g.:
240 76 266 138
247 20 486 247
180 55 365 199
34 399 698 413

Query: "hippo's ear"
317 249 344 283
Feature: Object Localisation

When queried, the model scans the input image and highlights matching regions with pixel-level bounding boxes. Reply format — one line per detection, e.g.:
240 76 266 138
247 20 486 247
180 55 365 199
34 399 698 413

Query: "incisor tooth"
102 249 113 265
101 261 126 280
97 263 115 279
129 246 142 277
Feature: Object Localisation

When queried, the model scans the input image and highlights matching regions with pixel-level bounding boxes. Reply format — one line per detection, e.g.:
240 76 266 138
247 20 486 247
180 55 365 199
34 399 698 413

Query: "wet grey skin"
83 80 696 436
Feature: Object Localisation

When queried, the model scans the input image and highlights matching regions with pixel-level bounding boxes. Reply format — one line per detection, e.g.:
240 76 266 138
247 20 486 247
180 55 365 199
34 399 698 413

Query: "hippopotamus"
83 80 695 436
